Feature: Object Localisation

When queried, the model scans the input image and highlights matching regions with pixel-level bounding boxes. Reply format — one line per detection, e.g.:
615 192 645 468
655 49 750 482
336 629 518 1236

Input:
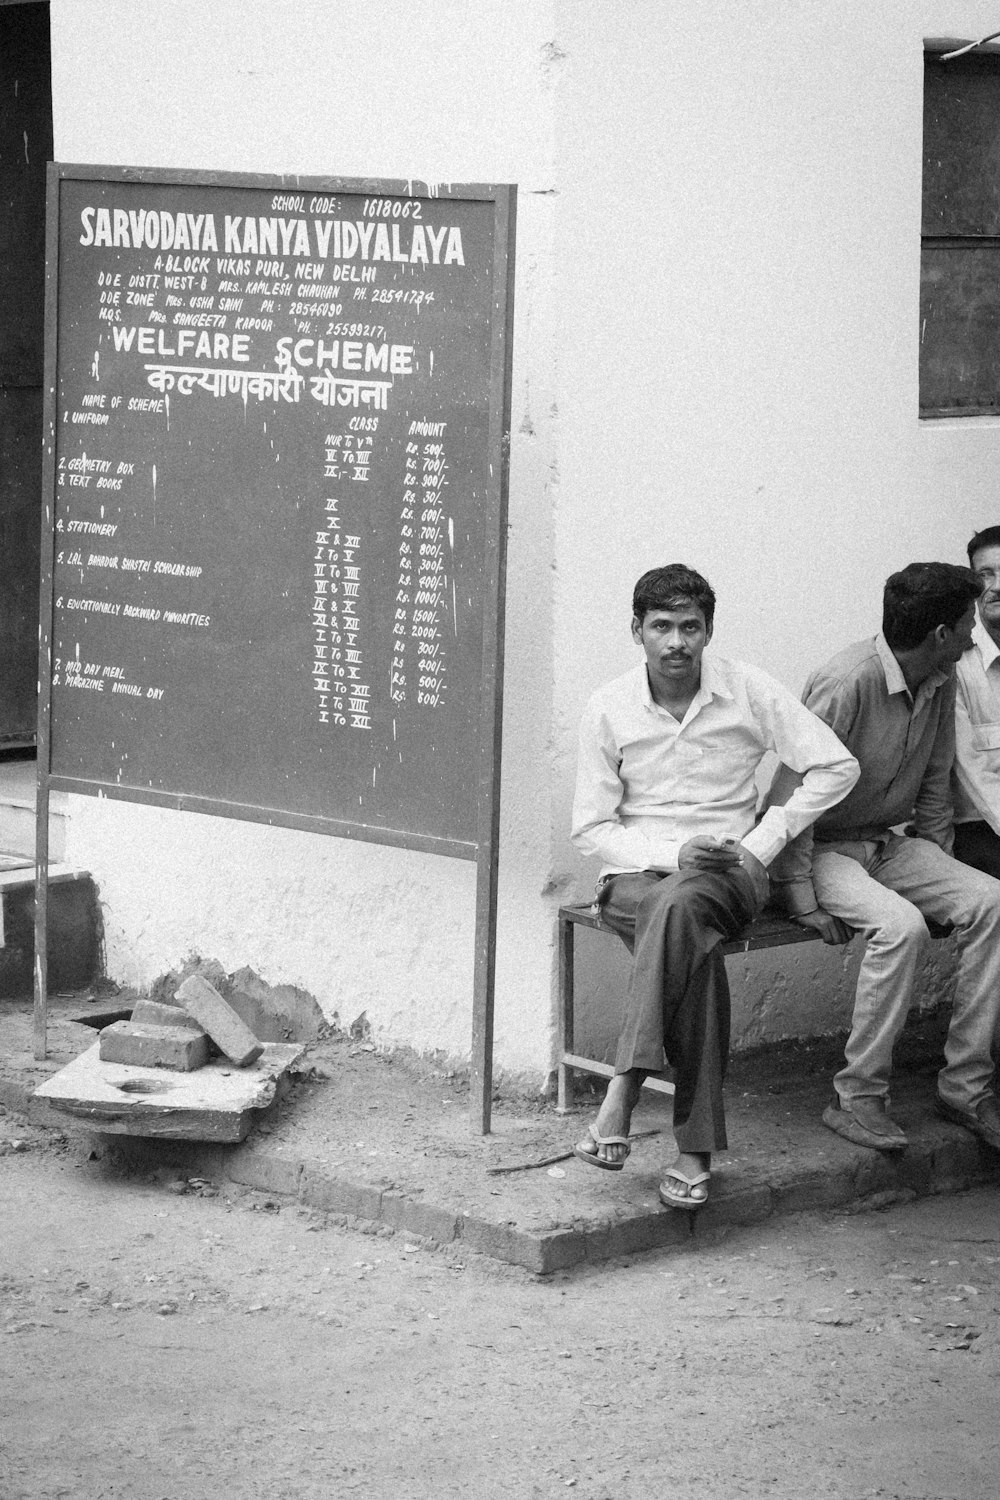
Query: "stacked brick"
99 976 264 1071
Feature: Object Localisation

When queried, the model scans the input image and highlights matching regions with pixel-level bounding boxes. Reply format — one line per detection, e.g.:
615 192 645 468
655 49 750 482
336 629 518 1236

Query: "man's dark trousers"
954 820 1000 882
599 867 763 1153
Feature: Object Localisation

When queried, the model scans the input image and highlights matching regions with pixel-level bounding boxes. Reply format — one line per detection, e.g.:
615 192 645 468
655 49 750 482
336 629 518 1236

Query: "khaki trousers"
812 834 1000 1111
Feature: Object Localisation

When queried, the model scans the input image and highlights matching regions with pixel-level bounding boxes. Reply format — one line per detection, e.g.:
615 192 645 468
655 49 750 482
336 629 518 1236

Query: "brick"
130 998 204 1032
175 974 263 1067
583 1210 690 1264
701 1182 775 1226
896 1142 935 1196
771 1169 853 1215
379 1190 459 1245
930 1135 978 1189
459 1215 556 1272
844 1187 917 1215
225 1145 301 1197
849 1152 898 1198
298 1163 383 1221
99 1021 210 1071
533 1230 588 1273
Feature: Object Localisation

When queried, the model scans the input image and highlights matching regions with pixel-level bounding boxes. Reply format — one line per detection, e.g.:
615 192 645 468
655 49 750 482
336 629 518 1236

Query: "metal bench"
556 900 949 1113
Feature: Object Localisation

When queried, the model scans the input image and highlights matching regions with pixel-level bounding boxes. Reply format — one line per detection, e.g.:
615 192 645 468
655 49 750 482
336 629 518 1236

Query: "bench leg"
556 912 575 1114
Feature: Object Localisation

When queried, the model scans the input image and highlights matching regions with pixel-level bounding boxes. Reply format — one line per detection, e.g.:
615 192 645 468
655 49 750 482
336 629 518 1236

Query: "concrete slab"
28 1040 303 1142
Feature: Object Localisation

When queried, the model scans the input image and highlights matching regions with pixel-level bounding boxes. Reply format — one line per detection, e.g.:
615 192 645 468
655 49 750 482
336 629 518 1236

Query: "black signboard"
36 166 515 1129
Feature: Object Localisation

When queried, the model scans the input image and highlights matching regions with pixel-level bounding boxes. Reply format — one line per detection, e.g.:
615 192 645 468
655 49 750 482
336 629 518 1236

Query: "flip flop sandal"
659 1167 710 1211
573 1124 631 1172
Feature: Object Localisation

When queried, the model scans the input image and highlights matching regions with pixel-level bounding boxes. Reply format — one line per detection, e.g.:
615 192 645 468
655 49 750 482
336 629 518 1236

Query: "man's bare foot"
659 1149 712 1208
575 1071 644 1167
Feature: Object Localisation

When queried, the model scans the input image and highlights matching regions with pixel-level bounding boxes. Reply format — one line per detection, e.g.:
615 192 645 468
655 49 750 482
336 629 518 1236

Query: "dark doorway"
1 1 51 748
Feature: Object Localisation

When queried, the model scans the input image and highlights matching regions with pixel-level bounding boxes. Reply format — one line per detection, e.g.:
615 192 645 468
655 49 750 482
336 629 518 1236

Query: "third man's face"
972 543 1000 637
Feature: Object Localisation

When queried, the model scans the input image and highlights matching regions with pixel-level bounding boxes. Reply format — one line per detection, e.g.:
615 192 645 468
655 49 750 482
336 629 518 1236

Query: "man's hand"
791 907 853 945
736 846 770 906
677 838 770 905
678 836 744 872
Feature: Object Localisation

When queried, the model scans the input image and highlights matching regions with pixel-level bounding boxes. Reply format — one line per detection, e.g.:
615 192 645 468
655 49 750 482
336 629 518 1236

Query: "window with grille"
921 48 1000 417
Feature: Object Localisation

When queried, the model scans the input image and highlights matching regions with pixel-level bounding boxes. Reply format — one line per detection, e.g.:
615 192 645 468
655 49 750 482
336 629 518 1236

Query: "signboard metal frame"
34 164 515 1134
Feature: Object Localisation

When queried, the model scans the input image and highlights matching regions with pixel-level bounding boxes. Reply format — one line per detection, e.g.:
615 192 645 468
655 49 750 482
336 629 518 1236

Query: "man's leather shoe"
822 1094 908 1152
935 1094 1000 1153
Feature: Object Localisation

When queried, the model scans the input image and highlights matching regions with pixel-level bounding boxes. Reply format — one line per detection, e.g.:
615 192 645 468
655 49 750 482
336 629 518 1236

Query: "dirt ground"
2 1105 999 1500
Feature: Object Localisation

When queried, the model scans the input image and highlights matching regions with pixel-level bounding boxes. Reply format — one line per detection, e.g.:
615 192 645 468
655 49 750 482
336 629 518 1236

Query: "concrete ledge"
298 1161 384 1222
4 1011 1000 1274
380 1190 460 1245
227 1145 304 1198
770 1167 855 1215
50 1112 996 1276
699 1182 775 1229
582 1210 693 1264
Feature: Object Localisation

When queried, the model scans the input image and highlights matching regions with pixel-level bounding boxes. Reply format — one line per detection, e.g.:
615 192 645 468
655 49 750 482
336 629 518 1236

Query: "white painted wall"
48 0 1000 1080
552 1 1000 1050
51 0 560 1076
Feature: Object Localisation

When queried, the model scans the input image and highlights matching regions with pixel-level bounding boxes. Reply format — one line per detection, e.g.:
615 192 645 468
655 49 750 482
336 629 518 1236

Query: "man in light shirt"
953 526 1000 881
772 563 1000 1156
570 564 859 1210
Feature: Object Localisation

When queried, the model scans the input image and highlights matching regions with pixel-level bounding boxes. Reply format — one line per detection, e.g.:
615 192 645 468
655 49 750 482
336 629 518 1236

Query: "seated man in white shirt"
954 526 1000 881
570 565 859 1209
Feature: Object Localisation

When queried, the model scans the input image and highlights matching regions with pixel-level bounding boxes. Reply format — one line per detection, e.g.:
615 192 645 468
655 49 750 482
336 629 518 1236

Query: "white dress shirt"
954 619 1000 833
572 655 859 880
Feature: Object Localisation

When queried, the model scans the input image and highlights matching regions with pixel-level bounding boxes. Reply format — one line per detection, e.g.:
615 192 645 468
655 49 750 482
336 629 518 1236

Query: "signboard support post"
34 268 58 1060
468 185 514 1135
32 796 49 1061
470 849 498 1134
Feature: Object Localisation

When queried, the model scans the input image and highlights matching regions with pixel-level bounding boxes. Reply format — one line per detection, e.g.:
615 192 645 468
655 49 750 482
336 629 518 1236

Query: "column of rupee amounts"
391 436 449 707
413 439 449 707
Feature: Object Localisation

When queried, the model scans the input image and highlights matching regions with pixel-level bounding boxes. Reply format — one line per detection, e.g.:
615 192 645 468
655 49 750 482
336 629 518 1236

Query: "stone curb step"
4 1079 999 1273
40 1122 1000 1274
200 1131 1000 1272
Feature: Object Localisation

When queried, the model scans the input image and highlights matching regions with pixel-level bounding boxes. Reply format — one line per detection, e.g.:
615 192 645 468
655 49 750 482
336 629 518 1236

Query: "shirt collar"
973 617 1000 671
875 630 950 700
638 653 733 711
874 632 908 695
699 654 733 703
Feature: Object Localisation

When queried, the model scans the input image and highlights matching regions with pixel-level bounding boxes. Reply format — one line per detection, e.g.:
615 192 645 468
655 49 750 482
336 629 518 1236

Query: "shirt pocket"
971 723 1000 753
640 737 705 801
694 725 760 783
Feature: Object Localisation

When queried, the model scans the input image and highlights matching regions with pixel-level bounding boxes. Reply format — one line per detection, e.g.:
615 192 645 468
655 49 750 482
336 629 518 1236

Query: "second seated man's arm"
739 674 860 870
912 674 957 853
